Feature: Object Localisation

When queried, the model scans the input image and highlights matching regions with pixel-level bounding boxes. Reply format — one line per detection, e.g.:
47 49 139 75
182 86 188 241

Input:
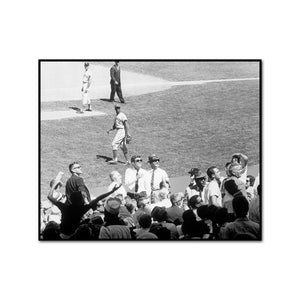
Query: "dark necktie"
150 170 155 201
135 170 139 192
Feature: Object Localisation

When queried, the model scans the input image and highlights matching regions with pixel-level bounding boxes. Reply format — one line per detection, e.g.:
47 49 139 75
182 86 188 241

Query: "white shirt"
147 168 169 190
124 167 150 196
204 180 222 207
83 69 92 83
114 112 127 129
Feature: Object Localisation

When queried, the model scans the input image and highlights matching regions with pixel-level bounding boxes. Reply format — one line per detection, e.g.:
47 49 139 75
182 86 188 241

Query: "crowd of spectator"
40 153 261 240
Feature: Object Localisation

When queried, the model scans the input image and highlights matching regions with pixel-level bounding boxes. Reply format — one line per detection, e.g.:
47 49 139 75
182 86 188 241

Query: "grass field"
40 62 260 200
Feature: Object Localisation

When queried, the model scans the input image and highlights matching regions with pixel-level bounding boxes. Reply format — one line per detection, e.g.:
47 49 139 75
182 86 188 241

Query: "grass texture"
40 62 260 200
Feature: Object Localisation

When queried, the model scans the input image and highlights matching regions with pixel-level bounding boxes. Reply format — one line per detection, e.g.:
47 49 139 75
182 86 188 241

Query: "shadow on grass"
96 154 126 165
98 98 114 103
69 106 81 111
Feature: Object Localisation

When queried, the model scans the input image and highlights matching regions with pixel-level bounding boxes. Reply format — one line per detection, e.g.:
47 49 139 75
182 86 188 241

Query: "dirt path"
41 62 258 121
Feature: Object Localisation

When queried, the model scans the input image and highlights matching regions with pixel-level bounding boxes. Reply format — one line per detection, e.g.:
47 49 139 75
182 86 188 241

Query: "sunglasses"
73 165 81 169
135 159 142 162
151 159 160 162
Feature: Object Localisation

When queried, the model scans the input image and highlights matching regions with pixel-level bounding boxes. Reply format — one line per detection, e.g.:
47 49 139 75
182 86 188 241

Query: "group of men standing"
79 60 124 113
59 154 170 207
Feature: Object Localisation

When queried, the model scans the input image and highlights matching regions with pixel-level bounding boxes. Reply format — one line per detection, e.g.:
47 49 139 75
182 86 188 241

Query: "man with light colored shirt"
79 62 92 113
107 104 131 164
204 166 222 207
147 154 169 204
125 155 151 198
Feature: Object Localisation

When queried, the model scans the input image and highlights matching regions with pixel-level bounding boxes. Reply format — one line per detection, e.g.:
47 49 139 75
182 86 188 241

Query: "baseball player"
79 62 92 113
107 104 131 164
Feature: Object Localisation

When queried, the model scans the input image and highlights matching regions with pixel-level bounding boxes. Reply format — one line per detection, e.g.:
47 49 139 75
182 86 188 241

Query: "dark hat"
84 62 89 67
194 170 207 179
104 198 122 215
115 104 121 109
148 154 160 163
188 168 200 175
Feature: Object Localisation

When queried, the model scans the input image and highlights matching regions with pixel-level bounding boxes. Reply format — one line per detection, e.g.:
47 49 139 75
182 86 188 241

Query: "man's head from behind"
232 195 249 218
138 214 152 229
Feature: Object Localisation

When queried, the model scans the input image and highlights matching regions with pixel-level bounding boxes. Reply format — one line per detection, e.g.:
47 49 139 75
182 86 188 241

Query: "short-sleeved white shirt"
147 168 169 190
83 69 92 83
204 180 222 207
114 112 127 129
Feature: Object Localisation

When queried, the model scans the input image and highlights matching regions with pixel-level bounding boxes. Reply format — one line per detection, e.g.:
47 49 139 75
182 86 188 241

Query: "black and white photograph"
39 60 261 240
3 1 300 299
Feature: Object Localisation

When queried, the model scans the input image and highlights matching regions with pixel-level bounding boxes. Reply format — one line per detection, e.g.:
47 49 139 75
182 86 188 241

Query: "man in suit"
110 61 125 103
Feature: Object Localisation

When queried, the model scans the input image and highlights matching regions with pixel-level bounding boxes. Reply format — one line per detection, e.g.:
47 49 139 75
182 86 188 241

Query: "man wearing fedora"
147 154 170 203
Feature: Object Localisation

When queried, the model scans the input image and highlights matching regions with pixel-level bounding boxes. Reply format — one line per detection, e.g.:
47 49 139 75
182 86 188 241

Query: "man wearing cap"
110 60 125 103
79 62 92 113
107 104 131 164
184 168 201 201
146 154 170 203
125 155 151 198
99 197 132 239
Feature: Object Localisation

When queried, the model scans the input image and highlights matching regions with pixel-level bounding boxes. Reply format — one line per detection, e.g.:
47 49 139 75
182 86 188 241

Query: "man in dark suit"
110 61 125 103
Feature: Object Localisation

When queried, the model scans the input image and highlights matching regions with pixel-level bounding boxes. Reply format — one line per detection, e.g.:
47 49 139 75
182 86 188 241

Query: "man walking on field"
107 104 131 164
110 61 125 103
79 62 92 113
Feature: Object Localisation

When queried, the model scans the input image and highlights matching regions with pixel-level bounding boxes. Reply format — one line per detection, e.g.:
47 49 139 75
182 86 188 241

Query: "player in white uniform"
107 104 131 164
79 62 92 113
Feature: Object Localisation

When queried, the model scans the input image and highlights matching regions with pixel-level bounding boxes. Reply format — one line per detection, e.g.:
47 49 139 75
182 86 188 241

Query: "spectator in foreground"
134 214 158 239
223 179 243 216
246 175 256 201
107 170 127 200
65 162 91 204
151 206 178 239
221 195 260 240
204 166 222 207
48 176 121 239
99 198 132 239
147 154 170 204
185 168 201 201
125 155 151 199
166 193 185 225
231 153 248 184
249 184 261 224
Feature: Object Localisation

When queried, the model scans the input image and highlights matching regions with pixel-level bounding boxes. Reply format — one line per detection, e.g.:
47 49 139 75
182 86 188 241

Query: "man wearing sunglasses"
125 155 151 199
65 162 91 204
147 154 170 204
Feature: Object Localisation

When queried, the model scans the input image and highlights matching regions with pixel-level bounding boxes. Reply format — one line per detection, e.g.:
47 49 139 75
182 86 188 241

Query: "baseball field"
40 61 260 200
